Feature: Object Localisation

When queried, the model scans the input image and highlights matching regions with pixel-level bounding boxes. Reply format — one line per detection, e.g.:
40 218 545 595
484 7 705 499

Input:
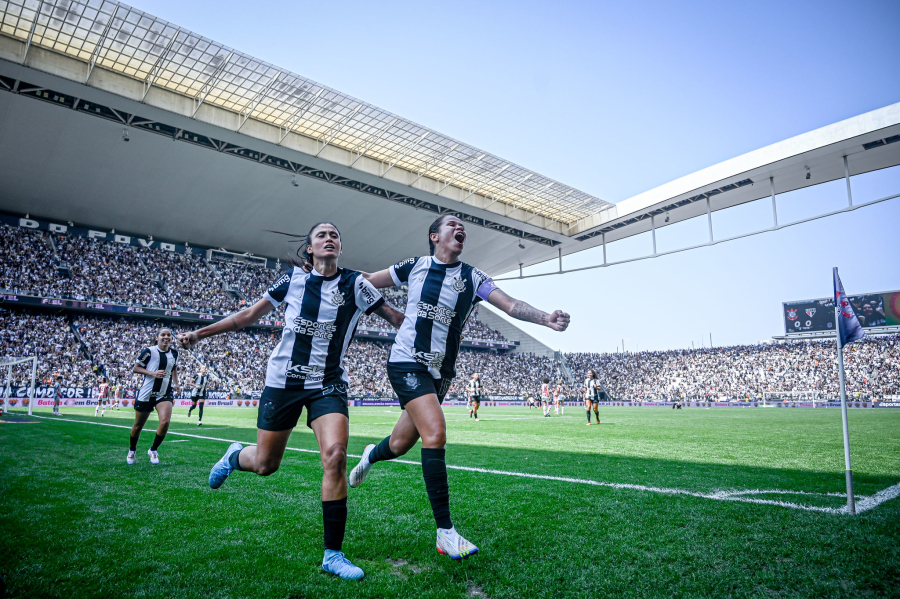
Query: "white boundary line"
29 415 900 516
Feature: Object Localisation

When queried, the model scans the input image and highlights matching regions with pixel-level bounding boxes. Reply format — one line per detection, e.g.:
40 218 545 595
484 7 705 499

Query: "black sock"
198 404 204 420
594 411 600 423
368 435 397 464
322 497 348 551
129 432 140 451
188 405 194 416
587 410 592 422
421 447 452 530
150 433 165 451
228 447 245 471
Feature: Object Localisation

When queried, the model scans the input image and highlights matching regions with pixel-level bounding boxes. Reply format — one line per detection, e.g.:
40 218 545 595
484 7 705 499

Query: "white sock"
94 407 99 415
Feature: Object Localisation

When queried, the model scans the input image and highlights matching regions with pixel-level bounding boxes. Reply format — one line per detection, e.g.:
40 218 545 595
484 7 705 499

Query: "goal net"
1 356 38 416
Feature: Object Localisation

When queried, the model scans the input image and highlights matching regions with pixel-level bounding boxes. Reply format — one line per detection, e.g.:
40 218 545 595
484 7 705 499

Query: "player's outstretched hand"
177 332 198 349
546 310 570 332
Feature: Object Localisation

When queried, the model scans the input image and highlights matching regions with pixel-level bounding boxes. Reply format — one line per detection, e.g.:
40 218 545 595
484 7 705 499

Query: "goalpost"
1 356 38 416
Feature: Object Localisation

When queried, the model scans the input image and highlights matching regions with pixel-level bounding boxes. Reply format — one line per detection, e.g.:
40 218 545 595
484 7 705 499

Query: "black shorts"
471 396 482 404
257 385 349 432
387 362 452 408
191 394 207 403
134 395 174 413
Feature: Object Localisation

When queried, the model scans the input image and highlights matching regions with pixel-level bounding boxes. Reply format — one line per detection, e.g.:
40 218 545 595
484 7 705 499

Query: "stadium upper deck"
0 1 897 278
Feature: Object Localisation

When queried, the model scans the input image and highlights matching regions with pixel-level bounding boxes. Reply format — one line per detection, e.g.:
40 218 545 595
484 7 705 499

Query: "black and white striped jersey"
136 346 179 401
263 266 384 390
470 379 483 397
192 373 210 398
584 377 603 399
388 256 498 380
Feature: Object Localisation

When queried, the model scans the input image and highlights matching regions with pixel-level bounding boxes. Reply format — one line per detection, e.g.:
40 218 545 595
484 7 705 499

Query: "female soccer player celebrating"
348 214 570 561
583 369 602 425
177 223 403 581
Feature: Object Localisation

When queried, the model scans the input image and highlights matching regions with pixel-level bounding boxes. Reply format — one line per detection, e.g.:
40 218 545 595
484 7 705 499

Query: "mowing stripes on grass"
31 415 900 516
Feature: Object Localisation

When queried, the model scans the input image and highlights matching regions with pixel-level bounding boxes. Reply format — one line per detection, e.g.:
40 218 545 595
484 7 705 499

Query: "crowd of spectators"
565 335 900 401
0 224 505 341
2 306 898 401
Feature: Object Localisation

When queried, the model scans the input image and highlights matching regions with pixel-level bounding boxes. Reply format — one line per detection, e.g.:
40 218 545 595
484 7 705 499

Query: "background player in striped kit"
186 365 210 426
178 222 403 581
466 373 482 420
348 214 570 562
583 370 603 425
128 328 180 465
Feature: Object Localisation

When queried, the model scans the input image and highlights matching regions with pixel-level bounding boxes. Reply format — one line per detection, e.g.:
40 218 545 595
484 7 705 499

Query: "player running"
128 328 180 465
186 365 211 426
347 214 570 562
466 373 483 420
95 376 110 417
583 370 603 425
540 377 551 417
178 222 403 581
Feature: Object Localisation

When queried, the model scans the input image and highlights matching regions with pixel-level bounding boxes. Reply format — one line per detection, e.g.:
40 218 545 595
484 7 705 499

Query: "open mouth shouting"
454 230 466 244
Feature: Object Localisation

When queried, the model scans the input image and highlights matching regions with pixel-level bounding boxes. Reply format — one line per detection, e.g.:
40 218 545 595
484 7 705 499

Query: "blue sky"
140 0 900 352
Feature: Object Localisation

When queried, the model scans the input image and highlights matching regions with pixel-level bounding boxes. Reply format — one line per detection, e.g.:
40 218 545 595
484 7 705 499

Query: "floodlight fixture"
291 175 299 187
805 166 811 180
122 129 129 142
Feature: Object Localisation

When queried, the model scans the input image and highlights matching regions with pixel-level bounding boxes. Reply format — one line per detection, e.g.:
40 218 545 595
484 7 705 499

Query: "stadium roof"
0 0 613 228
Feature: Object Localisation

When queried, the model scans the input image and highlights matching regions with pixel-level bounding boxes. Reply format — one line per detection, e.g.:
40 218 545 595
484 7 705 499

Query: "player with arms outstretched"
178 222 404 581
347 214 570 562
128 328 180 464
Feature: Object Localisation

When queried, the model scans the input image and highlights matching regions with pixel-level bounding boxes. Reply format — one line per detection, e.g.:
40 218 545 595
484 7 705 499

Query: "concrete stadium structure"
1 0 897 282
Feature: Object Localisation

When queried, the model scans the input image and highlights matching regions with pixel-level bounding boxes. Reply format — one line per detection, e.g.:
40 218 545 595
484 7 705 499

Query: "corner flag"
832 267 864 514
833 268 865 348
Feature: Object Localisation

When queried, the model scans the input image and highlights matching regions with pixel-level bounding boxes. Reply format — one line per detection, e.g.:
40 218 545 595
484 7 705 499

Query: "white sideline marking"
32 416 900 516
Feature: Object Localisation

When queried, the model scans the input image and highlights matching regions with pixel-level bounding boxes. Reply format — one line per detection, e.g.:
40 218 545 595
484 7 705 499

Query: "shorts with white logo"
257 385 349 431
134 394 174 413
386 362 452 408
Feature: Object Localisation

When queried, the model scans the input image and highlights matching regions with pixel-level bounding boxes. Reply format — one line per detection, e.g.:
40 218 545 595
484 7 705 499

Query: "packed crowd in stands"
2 223 898 402
4 305 897 401
566 335 900 401
0 224 507 342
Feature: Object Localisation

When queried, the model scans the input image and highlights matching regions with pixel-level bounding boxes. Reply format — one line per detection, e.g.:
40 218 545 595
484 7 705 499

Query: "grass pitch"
1 405 899 598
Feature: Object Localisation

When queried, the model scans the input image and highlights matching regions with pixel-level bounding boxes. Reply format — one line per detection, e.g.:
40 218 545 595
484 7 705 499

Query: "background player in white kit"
347 214 569 563
540 377 551 417
554 380 565 416
128 328 180 465
94 376 109 417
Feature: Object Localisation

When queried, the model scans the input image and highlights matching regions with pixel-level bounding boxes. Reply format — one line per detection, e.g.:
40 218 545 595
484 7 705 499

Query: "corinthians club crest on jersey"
330 290 346 306
451 276 467 294
404 372 420 390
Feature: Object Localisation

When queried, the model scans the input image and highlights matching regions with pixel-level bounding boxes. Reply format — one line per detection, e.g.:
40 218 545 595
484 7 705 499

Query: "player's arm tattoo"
374 303 405 329
508 300 548 325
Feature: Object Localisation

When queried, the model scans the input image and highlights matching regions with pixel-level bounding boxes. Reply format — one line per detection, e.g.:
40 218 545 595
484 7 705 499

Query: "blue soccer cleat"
209 442 243 489
322 550 364 580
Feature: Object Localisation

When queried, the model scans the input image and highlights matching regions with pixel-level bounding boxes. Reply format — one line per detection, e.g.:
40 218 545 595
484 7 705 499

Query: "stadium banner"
0 211 281 269
783 290 900 335
0 293 285 329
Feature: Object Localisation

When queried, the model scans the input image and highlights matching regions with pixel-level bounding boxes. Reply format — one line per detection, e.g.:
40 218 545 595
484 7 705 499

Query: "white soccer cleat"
436 526 478 561
198 421 203 426
148 449 160 465
126 450 136 465
348 444 376 488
